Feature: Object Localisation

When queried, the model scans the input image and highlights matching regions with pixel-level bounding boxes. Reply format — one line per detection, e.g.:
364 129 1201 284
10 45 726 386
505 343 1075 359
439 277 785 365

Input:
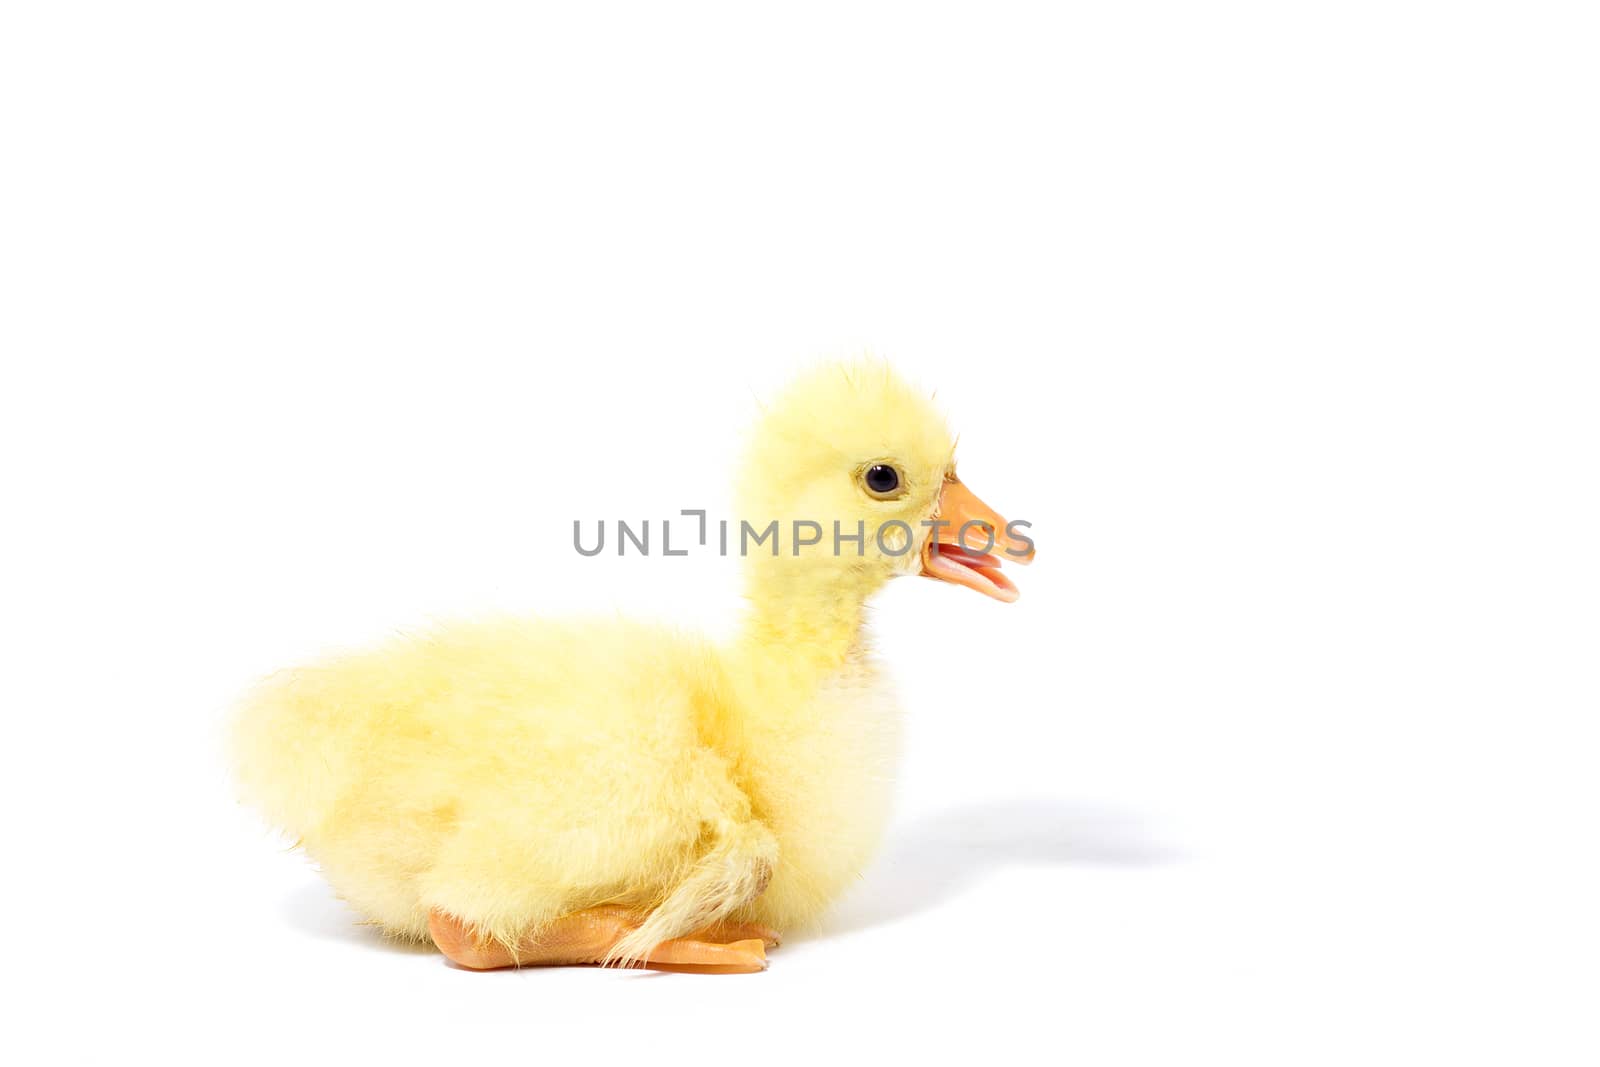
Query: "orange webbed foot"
428 907 778 973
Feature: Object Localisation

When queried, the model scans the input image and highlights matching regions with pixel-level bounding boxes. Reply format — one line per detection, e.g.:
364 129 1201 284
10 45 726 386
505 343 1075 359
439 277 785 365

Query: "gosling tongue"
930 542 1002 570
922 544 1020 602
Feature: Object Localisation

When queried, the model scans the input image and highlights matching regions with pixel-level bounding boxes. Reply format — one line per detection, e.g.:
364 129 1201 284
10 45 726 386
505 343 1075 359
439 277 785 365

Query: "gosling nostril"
962 522 996 550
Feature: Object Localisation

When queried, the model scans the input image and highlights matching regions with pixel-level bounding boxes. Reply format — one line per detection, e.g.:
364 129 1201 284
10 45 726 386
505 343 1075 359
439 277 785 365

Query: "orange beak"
919 478 1035 602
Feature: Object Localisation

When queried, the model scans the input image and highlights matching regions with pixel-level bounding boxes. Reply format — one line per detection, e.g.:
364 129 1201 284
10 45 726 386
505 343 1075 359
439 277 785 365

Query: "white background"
3 2 1596 1063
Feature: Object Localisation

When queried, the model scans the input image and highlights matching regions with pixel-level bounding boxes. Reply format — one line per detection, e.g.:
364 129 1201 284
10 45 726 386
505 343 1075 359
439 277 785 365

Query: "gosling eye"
861 463 904 499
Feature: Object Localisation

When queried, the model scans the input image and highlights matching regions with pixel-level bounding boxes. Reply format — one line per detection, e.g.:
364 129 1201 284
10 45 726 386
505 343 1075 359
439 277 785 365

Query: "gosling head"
736 360 1034 602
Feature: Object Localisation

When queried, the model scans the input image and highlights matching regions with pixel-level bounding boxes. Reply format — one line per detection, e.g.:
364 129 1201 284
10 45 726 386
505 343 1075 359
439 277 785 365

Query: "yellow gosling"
232 360 1034 972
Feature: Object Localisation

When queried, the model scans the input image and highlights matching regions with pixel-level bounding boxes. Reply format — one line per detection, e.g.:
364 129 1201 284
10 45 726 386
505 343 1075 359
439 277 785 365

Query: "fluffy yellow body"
234 614 898 953
233 362 968 963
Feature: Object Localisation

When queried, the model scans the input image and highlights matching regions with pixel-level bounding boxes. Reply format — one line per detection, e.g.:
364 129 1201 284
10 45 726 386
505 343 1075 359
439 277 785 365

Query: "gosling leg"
428 906 777 973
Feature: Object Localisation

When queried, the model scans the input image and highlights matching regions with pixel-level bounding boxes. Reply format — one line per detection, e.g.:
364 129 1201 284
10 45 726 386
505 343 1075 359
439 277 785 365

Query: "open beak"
920 478 1035 603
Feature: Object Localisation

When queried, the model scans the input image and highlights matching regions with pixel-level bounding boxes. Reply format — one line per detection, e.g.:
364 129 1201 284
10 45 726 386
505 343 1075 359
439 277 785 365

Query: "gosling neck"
736 557 887 675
